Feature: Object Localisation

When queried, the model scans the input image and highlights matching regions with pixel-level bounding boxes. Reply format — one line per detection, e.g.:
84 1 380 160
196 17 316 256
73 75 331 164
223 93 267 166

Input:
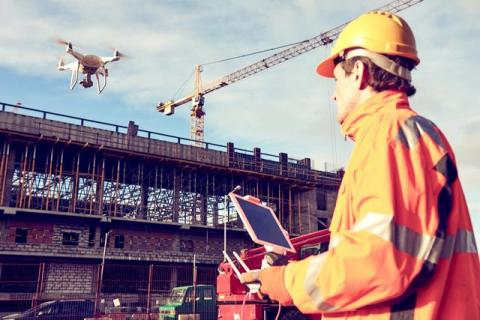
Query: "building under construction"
0 102 342 314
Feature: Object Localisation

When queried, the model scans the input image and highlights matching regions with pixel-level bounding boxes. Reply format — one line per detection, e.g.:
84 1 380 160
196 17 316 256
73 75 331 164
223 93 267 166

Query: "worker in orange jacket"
241 11 480 319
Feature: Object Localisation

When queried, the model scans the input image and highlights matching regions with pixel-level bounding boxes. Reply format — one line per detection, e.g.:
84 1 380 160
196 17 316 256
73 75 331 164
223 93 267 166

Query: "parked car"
2 299 95 320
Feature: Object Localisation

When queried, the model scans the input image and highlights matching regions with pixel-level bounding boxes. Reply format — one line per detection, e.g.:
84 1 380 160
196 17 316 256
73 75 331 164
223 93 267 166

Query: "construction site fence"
0 262 218 318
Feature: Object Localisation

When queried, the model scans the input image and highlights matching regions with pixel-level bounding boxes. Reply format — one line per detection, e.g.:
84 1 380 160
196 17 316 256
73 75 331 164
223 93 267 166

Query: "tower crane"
156 0 424 146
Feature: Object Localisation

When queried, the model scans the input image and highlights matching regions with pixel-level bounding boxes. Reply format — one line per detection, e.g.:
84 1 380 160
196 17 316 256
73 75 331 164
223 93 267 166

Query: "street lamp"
100 230 113 286
224 186 241 260
223 196 228 261
95 229 112 317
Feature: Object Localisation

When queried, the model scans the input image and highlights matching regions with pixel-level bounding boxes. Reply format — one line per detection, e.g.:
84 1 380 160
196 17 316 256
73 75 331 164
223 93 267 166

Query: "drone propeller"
54 38 69 46
116 50 127 58
53 38 73 51
109 47 128 59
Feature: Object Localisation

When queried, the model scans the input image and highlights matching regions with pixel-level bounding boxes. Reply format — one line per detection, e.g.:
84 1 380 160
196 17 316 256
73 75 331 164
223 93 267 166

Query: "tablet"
228 193 296 253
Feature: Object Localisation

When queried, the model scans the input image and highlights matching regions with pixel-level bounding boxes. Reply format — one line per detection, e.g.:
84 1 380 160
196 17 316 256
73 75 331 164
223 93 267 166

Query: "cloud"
0 0 478 241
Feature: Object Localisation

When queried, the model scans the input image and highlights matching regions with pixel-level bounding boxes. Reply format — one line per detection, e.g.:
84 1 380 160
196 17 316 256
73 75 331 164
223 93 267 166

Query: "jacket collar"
340 90 409 141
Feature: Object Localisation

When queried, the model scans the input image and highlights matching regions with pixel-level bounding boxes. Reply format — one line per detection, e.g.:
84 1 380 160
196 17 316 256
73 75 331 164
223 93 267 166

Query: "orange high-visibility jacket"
282 90 480 319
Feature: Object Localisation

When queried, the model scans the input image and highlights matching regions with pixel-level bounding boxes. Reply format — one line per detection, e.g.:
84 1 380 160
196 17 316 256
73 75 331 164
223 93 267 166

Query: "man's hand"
240 270 261 284
240 266 293 305
264 252 289 266
239 270 264 297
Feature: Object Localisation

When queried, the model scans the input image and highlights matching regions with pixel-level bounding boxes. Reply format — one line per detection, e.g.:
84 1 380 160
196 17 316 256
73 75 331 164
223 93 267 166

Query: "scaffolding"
0 102 342 234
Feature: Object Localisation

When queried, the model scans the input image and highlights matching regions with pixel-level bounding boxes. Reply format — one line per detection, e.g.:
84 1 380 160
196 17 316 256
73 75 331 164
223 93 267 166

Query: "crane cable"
172 41 341 170
171 69 195 101
171 40 305 99
200 39 306 66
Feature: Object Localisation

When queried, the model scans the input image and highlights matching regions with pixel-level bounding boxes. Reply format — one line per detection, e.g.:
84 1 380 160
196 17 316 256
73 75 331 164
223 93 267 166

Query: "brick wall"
106 227 250 264
5 220 53 244
0 218 250 265
44 263 96 294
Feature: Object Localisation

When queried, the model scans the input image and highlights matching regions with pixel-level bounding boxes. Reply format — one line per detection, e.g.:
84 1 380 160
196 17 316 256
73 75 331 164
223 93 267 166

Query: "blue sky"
0 0 479 243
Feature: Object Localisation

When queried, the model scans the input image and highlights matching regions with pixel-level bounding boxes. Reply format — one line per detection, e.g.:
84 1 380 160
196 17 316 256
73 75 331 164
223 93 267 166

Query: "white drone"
56 39 125 94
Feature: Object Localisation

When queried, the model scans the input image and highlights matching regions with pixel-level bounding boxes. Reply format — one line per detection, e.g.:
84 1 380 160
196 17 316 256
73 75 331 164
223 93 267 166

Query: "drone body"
56 40 123 93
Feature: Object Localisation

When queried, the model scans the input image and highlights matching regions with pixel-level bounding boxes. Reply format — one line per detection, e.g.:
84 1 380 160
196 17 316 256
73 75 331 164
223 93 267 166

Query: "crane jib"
155 0 424 143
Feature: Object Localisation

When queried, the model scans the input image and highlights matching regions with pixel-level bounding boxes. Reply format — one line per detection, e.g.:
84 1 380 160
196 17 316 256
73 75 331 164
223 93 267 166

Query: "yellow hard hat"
316 11 419 78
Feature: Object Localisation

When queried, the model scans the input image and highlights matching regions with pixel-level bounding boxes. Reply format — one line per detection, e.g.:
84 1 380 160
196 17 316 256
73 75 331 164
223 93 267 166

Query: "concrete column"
254 147 261 172
1 147 15 206
172 168 180 223
227 142 234 167
279 152 288 176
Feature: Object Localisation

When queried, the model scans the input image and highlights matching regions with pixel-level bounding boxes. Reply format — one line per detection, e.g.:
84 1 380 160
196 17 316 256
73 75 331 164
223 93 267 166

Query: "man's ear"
353 60 369 90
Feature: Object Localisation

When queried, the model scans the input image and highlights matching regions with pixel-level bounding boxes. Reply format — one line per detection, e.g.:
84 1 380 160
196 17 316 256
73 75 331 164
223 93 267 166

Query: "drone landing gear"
96 70 108 94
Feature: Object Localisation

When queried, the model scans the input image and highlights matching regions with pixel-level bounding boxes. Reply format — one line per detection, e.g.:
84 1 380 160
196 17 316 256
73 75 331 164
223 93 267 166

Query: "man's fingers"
265 252 289 266
240 270 260 283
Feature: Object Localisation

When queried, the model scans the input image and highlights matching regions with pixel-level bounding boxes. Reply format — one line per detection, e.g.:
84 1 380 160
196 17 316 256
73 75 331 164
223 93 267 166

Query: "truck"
217 228 330 320
159 284 217 320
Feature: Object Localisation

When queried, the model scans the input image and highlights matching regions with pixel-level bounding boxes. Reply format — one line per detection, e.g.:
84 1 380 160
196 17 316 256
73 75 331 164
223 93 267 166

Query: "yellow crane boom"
156 0 424 146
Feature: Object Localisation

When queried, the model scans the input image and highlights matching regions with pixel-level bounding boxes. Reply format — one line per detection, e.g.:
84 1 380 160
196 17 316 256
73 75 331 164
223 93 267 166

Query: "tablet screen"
229 193 295 253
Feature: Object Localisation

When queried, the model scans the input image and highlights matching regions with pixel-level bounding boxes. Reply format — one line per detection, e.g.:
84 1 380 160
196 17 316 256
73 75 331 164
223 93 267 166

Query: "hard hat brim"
316 54 336 78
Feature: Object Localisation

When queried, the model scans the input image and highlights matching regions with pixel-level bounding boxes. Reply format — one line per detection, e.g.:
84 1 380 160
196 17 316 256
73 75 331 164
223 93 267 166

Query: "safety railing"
0 102 343 184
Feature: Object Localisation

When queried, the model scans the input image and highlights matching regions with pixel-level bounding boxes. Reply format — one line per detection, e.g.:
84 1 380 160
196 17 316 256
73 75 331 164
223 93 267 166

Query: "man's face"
332 62 359 124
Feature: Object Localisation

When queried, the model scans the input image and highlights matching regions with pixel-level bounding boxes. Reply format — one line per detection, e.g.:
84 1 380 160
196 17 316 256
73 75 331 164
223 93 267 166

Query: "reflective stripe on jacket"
283 90 480 319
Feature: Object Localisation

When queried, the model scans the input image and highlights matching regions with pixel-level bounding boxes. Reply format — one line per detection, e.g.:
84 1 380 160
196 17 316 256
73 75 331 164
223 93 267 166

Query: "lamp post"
223 185 241 260
100 230 112 286
223 196 228 261
193 254 197 317
95 229 112 317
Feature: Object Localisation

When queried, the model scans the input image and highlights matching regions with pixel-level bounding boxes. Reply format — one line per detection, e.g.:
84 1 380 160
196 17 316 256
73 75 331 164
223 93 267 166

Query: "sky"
0 0 479 244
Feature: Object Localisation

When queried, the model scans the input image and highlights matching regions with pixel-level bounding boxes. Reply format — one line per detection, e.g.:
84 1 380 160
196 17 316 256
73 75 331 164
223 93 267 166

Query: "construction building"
0 102 342 314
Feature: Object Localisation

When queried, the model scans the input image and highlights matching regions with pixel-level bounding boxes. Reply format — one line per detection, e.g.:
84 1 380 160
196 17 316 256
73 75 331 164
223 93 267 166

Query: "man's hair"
341 55 416 96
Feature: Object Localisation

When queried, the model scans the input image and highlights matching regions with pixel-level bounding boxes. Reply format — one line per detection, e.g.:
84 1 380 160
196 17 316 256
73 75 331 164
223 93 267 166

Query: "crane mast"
190 65 206 143
156 0 424 146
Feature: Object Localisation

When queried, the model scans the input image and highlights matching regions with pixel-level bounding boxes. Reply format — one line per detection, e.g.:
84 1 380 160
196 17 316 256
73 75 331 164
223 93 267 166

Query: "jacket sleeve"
275 124 450 314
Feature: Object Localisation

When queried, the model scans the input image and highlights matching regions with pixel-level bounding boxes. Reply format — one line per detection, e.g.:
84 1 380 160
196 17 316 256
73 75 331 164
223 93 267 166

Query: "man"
241 11 480 319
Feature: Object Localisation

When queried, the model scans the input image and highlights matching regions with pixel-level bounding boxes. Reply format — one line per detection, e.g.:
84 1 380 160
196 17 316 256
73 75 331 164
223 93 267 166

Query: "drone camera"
80 79 93 88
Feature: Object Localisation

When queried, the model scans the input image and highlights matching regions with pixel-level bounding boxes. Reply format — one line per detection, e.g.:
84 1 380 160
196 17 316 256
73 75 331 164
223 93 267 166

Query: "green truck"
159 284 217 320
